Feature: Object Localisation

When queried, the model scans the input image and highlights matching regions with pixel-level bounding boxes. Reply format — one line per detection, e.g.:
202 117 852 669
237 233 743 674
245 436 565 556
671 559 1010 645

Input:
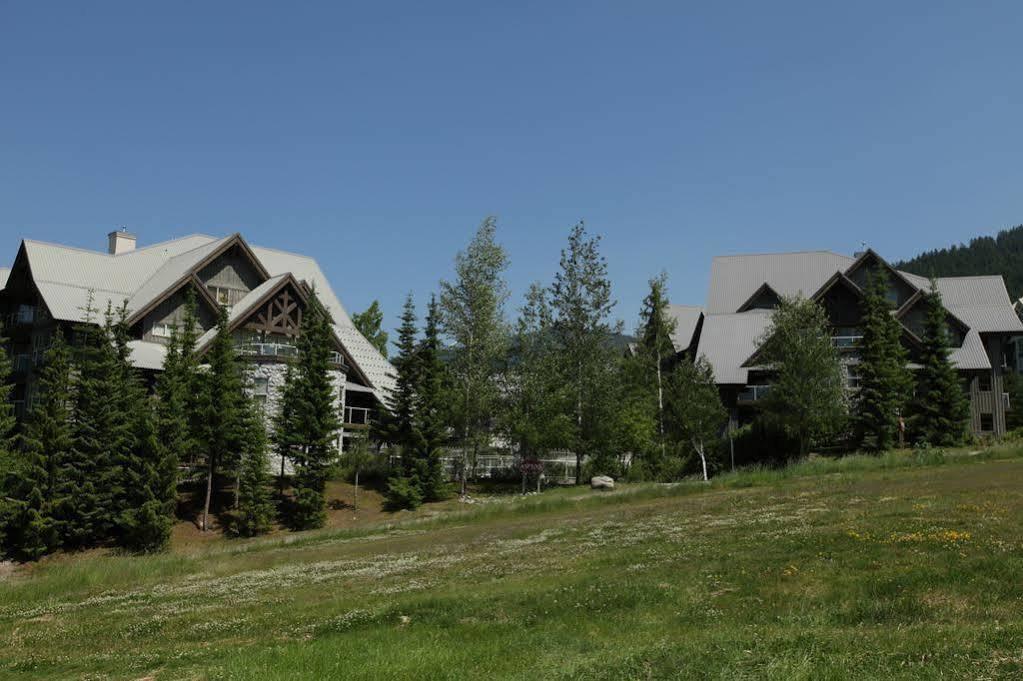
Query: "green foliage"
194 306 246 531
664 356 727 480
440 217 510 487
855 267 913 451
550 222 619 483
230 398 276 537
757 295 848 457
384 475 423 511
376 294 418 451
908 282 971 446
896 223 1023 299
412 295 448 502
637 273 677 454
352 300 389 357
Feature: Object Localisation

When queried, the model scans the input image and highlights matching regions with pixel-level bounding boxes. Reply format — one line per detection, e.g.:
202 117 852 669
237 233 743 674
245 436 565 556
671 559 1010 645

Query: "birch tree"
440 217 509 495
664 356 726 481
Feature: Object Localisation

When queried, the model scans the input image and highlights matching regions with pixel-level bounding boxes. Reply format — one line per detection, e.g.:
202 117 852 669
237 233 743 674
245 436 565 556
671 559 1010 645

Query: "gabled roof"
696 311 773 384
0 267 9 291
193 273 291 351
735 282 782 312
14 233 396 401
935 276 1023 334
843 248 924 295
666 304 703 353
707 251 856 314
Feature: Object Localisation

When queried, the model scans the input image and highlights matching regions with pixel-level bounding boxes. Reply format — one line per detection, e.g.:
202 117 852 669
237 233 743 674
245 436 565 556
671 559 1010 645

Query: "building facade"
0 231 395 459
669 249 1023 438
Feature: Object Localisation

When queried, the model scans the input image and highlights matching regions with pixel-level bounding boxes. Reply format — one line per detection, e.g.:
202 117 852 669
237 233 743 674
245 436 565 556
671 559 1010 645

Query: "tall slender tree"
637 273 677 458
412 294 448 501
440 217 509 494
194 306 245 531
855 267 913 451
380 295 423 509
756 296 847 457
352 300 389 357
231 393 276 537
550 222 618 483
284 292 342 530
908 282 971 445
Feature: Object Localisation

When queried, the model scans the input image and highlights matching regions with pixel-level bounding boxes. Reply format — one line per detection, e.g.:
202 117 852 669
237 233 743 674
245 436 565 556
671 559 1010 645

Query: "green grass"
3 445 1023 679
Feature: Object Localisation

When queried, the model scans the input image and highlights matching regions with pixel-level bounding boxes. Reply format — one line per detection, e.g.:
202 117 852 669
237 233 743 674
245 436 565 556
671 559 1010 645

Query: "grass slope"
2 447 1023 679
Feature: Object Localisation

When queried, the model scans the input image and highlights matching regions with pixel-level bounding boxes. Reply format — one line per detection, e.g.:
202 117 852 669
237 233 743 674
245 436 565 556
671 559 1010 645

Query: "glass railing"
236 342 299 359
832 335 863 348
738 384 772 402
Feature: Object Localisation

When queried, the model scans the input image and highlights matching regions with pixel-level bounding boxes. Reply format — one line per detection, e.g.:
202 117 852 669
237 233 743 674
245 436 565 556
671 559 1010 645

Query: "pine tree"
0 325 60 560
440 217 509 494
908 282 971 445
855 267 913 451
281 291 342 531
550 222 619 483
194 306 245 532
412 295 448 501
20 329 73 501
230 394 276 537
272 364 298 494
352 300 389 357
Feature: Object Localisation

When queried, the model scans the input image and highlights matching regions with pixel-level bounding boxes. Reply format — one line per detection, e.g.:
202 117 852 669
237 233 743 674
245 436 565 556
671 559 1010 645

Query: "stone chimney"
107 229 137 255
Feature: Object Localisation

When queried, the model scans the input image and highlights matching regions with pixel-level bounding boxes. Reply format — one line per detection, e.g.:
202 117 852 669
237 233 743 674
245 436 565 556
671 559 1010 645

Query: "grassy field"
2 446 1023 679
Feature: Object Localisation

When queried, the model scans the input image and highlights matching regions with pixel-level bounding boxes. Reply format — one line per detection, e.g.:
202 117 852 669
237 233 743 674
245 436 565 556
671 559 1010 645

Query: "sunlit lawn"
2 446 1022 679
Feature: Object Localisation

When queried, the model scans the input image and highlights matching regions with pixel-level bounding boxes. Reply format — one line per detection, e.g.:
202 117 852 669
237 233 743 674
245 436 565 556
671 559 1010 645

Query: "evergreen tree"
272 364 298 494
757 296 848 457
412 295 448 501
908 282 971 445
20 329 73 501
194 306 245 531
381 295 423 510
0 325 59 560
440 217 509 494
664 356 727 481
110 304 172 552
54 297 126 548
276 291 341 530
230 395 276 537
855 267 913 451
550 222 619 483
352 300 389 357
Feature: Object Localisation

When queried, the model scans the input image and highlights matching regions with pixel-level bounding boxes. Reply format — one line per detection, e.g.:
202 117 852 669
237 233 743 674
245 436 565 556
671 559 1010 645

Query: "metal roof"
0 267 9 290
696 311 773 384
193 273 289 350
17 233 396 401
948 330 991 370
707 251 855 314
666 304 703 352
127 340 169 371
935 276 1023 334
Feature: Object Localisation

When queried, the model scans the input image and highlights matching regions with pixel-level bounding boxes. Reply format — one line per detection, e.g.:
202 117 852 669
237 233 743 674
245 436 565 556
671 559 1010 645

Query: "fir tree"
54 297 126 548
412 295 447 501
20 328 73 501
194 306 245 531
278 291 341 530
0 325 59 560
352 300 389 357
908 282 971 445
272 364 298 494
380 295 423 510
230 394 276 537
637 273 677 458
855 267 913 451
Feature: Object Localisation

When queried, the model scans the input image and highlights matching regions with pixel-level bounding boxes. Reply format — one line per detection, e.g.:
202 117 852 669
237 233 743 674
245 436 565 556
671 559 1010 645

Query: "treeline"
895 223 1023 299
0 289 344 561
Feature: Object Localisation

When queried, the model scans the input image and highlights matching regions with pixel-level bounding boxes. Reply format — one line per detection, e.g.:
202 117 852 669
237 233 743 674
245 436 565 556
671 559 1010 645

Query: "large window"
980 414 994 432
208 286 246 311
151 323 172 338
979 372 992 392
252 376 269 412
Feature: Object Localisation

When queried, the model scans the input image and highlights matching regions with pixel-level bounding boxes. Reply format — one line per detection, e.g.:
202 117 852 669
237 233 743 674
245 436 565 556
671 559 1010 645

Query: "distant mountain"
895 224 1023 300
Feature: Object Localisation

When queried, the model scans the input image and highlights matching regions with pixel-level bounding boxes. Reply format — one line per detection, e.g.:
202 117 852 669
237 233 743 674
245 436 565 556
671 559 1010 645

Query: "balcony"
832 335 863 350
737 384 772 404
344 406 373 427
236 342 347 370
3 305 37 330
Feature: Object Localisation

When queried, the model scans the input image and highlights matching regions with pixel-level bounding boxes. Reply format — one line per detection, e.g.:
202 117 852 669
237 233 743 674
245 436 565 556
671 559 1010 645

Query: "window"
252 377 269 412
979 372 992 392
208 286 246 311
151 323 172 338
980 414 994 432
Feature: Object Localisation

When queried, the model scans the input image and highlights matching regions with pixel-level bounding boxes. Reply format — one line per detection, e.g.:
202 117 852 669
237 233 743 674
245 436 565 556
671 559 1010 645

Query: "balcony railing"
236 342 347 369
832 335 863 349
3 306 37 329
344 406 373 426
737 384 772 404
12 354 31 374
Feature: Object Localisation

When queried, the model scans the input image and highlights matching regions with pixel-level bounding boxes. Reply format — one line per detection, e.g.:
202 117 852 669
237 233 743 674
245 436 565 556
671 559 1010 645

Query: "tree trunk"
234 470 240 510
694 439 708 482
656 348 665 459
354 469 360 512
202 458 213 531
279 453 286 497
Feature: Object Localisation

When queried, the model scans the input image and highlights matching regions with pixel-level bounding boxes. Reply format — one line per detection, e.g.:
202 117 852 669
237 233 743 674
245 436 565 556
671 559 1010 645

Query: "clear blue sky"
3 2 1023 337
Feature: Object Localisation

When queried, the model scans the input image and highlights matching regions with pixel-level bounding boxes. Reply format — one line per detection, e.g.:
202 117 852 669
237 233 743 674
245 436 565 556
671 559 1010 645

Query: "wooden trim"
736 282 782 312
844 248 921 297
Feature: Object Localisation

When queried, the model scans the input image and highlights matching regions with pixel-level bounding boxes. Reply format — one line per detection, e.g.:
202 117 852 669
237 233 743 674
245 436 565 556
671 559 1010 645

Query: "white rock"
590 475 615 490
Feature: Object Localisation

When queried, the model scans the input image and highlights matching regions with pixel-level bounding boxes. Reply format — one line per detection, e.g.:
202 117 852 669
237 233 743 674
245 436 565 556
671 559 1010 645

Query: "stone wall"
247 360 347 475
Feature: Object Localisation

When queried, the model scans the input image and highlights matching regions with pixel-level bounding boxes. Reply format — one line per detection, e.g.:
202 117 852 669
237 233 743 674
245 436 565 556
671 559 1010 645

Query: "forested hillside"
896 224 1023 299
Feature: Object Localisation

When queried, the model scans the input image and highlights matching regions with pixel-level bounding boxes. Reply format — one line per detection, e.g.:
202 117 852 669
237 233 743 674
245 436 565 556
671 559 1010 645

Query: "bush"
384 476 423 511
289 487 327 531
119 500 171 554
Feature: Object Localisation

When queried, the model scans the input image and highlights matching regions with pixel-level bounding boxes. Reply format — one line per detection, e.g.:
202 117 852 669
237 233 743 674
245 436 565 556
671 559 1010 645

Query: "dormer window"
208 285 245 311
